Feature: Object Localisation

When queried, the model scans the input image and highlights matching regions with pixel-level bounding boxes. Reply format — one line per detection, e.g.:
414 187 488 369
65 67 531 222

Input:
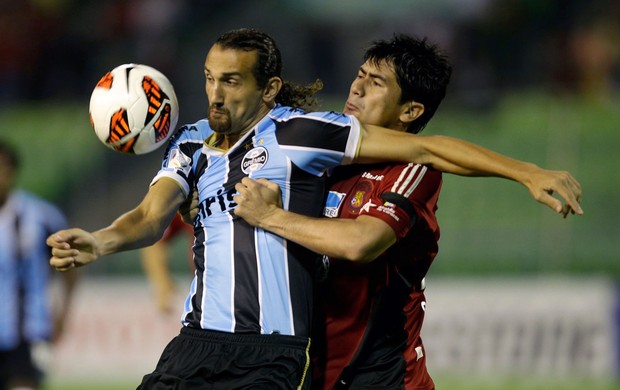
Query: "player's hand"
233 177 282 227
524 168 583 218
47 228 99 271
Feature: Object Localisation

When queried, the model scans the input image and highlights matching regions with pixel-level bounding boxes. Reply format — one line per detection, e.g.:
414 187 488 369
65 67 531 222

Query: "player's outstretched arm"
47 178 186 271
356 125 583 217
233 178 395 261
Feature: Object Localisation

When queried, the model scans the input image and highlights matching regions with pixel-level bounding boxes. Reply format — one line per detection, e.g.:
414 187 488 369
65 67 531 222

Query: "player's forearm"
357 125 538 180
94 179 186 256
93 209 164 256
255 209 386 262
357 126 582 216
255 208 331 255
414 135 540 180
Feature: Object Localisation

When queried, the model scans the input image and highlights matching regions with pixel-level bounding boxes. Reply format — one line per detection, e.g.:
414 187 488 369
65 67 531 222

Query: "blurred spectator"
566 18 619 100
0 139 78 390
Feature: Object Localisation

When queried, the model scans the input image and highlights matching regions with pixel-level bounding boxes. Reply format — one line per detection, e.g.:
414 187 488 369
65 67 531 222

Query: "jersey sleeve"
361 164 442 239
150 122 208 196
275 111 361 176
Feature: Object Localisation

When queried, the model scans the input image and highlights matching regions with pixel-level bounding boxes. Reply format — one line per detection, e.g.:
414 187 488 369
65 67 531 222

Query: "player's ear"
400 101 424 126
263 76 282 104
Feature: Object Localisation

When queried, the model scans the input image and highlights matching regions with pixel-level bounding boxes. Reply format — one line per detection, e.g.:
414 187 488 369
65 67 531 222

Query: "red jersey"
161 213 194 269
312 162 441 390
161 213 193 242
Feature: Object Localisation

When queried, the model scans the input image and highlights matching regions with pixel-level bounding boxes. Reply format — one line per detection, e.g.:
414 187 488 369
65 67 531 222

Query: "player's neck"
219 134 241 150
210 128 249 151
217 106 271 150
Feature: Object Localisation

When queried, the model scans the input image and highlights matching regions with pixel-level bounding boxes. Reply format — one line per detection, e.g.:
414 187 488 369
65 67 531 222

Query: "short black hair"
364 34 452 133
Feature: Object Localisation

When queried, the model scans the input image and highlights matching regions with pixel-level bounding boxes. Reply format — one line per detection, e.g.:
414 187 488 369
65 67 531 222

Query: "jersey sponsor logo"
324 191 346 218
197 188 236 218
360 199 377 213
361 172 384 181
241 146 268 174
377 201 400 222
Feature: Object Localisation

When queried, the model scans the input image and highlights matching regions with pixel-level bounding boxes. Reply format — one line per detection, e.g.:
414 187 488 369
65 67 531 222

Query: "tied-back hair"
215 28 323 111
364 34 453 134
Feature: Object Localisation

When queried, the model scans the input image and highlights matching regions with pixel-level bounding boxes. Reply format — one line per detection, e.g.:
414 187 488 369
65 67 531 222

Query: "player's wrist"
512 161 541 188
259 206 286 231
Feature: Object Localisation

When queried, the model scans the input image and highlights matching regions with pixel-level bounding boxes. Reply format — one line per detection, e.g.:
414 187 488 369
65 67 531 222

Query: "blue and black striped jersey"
0 190 68 349
152 105 361 337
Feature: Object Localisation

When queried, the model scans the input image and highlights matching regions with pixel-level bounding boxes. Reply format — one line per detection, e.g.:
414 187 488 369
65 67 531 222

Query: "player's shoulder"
372 162 442 179
407 164 442 185
170 119 213 144
380 163 442 192
268 105 306 120
268 105 351 124
419 164 442 179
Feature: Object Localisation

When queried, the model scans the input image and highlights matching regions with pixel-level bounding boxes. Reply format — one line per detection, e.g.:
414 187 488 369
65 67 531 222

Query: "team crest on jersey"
349 180 373 210
241 146 268 174
351 191 365 208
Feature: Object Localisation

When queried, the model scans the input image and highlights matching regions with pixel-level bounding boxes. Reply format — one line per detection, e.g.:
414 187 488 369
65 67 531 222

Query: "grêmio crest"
241 146 269 174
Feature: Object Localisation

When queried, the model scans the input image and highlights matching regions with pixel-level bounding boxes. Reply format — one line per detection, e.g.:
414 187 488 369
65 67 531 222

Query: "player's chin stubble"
209 105 232 134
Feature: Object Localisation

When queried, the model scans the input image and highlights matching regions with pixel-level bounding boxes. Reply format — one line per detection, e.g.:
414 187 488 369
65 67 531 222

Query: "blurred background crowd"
1 0 618 113
2 0 617 274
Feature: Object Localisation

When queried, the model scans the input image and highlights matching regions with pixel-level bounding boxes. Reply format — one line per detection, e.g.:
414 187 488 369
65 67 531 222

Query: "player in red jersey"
233 34 581 389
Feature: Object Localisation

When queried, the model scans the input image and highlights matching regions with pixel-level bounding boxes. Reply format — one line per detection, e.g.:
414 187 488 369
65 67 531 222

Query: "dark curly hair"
215 28 323 111
364 34 452 133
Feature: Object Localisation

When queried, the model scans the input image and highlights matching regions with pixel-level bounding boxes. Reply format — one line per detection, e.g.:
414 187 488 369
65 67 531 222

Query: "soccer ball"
89 63 179 154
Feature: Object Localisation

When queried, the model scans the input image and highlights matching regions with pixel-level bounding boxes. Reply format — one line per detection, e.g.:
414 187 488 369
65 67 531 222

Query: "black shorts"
138 327 312 389
0 341 44 388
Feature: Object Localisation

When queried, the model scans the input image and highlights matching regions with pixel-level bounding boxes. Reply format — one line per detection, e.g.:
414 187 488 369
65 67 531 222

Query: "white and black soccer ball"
89 63 179 155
